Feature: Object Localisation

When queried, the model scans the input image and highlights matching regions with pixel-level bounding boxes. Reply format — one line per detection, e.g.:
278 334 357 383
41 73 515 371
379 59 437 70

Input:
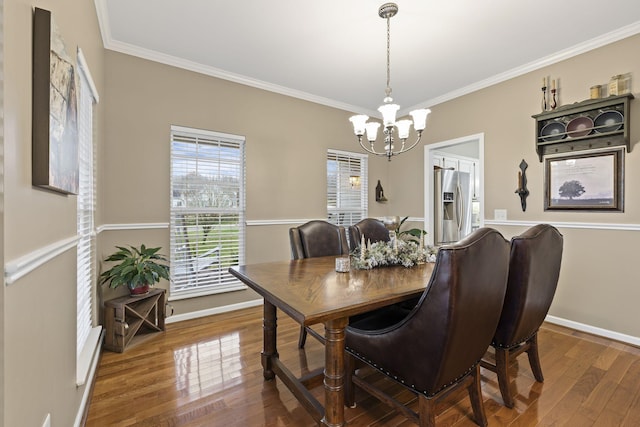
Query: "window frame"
169 125 247 300
327 149 368 227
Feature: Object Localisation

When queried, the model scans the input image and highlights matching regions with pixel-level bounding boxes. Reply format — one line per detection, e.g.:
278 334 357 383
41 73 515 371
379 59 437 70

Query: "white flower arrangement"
351 239 435 270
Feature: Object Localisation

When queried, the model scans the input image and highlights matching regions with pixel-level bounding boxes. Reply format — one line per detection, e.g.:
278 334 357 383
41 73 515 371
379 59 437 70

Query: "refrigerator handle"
456 183 464 233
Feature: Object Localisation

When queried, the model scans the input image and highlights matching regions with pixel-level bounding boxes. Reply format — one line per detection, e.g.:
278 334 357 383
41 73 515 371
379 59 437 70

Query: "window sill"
76 326 102 387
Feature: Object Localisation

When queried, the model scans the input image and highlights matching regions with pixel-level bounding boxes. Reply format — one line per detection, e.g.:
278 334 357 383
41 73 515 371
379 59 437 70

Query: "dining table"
229 255 435 427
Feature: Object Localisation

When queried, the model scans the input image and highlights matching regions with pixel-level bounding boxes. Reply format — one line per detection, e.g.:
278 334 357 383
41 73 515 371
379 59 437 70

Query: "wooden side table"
104 288 166 353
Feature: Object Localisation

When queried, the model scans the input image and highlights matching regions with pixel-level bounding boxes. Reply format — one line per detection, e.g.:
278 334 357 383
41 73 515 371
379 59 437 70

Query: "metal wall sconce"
375 180 388 202
515 159 529 212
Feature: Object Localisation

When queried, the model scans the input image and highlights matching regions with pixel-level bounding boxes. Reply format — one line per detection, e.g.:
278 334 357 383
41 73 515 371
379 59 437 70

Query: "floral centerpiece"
352 216 439 270
351 239 423 270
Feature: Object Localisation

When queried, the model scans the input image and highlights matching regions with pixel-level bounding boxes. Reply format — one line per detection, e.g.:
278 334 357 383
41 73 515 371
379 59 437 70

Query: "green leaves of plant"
100 245 170 290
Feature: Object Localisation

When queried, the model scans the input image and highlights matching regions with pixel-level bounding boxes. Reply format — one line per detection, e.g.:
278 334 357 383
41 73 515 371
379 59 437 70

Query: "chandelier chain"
385 16 392 99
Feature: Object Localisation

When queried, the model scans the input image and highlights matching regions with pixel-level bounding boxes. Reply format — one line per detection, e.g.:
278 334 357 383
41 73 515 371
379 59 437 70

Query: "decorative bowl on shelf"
540 121 566 142
566 116 594 138
594 110 623 133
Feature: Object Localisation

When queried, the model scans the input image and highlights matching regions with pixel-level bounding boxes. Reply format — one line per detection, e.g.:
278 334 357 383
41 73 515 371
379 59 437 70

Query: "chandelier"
349 3 431 161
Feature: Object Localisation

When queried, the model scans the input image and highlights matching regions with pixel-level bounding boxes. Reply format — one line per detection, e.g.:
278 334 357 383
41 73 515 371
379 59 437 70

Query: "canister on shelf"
590 85 601 99
621 73 631 94
609 75 623 96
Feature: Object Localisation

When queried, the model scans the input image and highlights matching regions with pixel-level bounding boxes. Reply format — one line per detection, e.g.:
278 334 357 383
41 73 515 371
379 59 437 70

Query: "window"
170 126 246 299
76 49 101 386
327 149 368 226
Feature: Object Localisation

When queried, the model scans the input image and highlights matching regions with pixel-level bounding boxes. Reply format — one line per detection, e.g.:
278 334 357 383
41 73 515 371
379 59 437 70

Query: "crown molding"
403 21 640 114
95 1 640 117
94 0 367 115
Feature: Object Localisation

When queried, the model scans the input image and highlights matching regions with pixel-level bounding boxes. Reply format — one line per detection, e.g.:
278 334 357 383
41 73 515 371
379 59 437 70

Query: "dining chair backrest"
493 223 563 348
289 220 349 260
479 223 564 408
345 228 510 425
348 218 390 252
346 227 510 395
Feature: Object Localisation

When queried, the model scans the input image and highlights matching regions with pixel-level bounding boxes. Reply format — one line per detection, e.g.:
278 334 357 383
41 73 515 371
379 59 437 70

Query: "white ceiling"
95 0 640 117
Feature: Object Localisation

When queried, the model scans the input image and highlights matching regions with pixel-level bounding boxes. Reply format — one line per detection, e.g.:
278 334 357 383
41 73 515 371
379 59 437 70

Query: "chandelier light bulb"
395 120 412 139
378 103 400 127
410 109 431 131
349 115 369 136
365 122 381 142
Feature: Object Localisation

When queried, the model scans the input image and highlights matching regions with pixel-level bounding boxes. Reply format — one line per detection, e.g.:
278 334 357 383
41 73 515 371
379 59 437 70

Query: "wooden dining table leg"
261 301 278 380
322 316 348 427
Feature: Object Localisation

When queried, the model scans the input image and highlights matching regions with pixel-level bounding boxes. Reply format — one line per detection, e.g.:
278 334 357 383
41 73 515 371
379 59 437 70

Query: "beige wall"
102 35 640 340
4 0 104 426
99 51 395 313
399 34 640 339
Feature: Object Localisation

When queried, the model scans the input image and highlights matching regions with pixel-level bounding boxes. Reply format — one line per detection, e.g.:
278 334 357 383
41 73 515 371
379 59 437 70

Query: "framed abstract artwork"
32 7 79 194
544 148 624 211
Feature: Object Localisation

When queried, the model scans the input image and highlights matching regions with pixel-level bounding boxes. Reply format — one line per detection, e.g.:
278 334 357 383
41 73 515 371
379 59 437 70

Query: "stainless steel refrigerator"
434 168 473 245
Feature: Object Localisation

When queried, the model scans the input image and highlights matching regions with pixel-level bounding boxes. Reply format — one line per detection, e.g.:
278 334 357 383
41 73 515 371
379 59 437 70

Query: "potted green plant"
395 216 427 242
100 244 170 296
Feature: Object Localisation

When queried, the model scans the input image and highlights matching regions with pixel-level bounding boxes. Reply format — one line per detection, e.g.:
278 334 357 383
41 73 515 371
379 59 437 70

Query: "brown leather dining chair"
289 220 349 348
480 223 563 408
345 228 511 427
348 218 390 252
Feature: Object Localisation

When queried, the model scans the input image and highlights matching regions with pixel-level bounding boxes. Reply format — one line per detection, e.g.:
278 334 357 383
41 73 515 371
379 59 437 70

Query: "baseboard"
166 299 263 323
164 302 639 347
545 314 640 347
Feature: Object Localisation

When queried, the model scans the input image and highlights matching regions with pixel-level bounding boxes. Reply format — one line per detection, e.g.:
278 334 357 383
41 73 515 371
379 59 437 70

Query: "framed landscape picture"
32 7 79 195
544 148 624 211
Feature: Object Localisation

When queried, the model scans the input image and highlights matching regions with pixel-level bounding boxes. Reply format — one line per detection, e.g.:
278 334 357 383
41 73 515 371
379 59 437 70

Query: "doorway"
424 133 484 246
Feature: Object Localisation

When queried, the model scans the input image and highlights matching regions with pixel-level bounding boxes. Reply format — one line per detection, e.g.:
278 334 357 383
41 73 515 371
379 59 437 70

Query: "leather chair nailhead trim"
346 347 477 398
493 328 539 349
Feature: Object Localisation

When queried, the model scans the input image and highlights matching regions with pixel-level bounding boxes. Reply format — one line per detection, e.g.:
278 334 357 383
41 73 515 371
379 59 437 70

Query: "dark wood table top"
230 256 435 326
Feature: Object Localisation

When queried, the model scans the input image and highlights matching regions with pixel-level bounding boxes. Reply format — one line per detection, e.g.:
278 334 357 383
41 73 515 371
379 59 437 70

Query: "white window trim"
169 125 247 300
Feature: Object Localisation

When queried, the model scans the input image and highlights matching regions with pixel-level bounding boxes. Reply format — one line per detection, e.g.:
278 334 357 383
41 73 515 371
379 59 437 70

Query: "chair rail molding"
246 217 425 227
96 222 169 233
97 219 426 229
245 218 323 227
4 235 78 285
484 219 640 232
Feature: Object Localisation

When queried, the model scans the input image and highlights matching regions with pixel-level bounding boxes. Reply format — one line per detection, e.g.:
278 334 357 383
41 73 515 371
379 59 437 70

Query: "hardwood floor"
85 306 640 426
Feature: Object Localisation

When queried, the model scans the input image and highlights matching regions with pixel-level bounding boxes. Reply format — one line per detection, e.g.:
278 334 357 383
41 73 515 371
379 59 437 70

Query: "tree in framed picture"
544 148 624 211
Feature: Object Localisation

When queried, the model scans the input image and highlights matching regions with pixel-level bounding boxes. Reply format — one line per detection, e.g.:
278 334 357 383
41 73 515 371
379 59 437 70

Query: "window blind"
76 56 97 358
327 149 368 226
170 126 246 299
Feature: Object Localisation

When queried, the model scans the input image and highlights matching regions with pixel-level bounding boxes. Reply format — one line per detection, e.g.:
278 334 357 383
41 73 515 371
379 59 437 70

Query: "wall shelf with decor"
532 93 633 161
